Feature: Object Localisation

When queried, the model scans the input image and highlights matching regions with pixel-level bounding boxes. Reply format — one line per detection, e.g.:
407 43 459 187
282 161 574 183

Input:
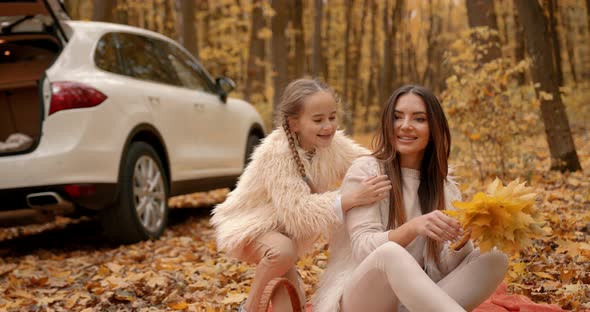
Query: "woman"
314 85 508 312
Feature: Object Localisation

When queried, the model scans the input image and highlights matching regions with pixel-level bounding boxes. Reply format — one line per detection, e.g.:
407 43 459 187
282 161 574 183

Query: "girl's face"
393 93 430 168
289 91 337 152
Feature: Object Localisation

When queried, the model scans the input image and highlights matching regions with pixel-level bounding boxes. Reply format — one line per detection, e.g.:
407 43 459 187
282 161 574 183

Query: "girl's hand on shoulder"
411 210 462 242
341 175 392 212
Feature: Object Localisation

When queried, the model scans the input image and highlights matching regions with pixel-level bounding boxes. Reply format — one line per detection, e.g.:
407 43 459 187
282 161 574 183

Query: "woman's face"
393 93 430 168
289 91 338 152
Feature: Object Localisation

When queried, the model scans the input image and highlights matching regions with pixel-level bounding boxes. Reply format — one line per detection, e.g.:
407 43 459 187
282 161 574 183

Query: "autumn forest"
0 0 589 311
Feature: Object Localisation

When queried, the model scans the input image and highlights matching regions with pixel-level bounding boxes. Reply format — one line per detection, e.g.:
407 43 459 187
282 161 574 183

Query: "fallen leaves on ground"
0 134 588 311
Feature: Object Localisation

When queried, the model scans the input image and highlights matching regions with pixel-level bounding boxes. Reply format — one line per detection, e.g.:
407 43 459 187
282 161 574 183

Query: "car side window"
160 42 215 93
115 33 181 86
94 33 124 75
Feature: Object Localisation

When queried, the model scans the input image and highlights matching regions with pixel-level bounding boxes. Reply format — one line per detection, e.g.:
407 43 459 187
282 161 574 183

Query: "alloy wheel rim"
133 155 166 233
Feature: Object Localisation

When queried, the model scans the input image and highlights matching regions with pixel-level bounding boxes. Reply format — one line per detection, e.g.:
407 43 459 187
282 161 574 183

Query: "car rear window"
94 32 182 87
94 33 125 75
115 33 181 86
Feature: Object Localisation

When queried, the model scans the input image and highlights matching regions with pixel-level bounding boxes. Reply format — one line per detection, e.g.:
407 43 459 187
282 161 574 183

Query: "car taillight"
49 82 107 115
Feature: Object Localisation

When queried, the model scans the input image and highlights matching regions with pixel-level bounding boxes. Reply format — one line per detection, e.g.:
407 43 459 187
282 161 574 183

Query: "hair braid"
283 118 318 194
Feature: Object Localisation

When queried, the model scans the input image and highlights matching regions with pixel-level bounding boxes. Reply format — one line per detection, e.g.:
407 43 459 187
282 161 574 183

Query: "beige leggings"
341 242 508 312
240 231 305 312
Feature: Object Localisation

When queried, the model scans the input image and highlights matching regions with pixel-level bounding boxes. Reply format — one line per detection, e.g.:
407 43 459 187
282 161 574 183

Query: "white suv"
0 0 265 243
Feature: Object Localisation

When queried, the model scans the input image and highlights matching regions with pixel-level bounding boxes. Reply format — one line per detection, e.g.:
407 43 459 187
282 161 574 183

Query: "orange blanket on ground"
281 283 567 312
473 283 566 312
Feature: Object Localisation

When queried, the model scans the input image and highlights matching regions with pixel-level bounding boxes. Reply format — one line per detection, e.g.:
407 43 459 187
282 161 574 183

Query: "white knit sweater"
210 128 369 257
313 156 474 312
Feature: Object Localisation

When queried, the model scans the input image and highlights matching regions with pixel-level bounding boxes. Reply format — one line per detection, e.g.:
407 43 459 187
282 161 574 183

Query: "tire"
101 142 169 244
244 133 261 168
230 134 260 191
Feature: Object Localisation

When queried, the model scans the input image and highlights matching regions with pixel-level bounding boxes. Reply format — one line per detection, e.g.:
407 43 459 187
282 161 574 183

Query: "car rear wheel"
101 142 169 244
245 133 261 167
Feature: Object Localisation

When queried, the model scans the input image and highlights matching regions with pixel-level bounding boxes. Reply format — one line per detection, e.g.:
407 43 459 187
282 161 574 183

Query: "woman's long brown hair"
371 85 451 270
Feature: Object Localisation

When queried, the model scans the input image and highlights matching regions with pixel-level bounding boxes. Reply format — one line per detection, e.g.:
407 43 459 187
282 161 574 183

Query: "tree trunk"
163 0 175 37
422 1 434 88
409 36 419 83
434 1 448 93
272 0 291 122
92 0 116 22
342 0 353 134
349 0 369 136
64 0 79 19
200 1 211 48
244 0 266 103
500 6 510 46
364 0 378 132
311 0 323 78
381 0 402 106
292 0 305 79
465 0 501 62
323 4 332 81
587 0 590 35
515 0 581 172
176 0 197 56
547 0 564 86
380 0 392 107
561 6 578 84
513 4 526 84
391 0 404 90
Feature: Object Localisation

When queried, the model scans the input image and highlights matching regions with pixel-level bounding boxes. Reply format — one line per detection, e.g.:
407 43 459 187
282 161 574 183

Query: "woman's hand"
410 210 462 242
341 175 392 212
450 227 472 251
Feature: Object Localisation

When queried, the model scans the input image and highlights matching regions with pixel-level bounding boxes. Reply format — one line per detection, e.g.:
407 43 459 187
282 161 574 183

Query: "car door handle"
193 103 205 112
147 96 160 105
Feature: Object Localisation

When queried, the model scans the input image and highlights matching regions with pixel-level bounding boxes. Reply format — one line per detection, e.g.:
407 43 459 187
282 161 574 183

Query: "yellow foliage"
446 178 546 255
442 28 541 179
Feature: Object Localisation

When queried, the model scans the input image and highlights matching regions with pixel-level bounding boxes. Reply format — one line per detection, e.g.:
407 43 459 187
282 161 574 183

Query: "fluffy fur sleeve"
268 131 370 240
259 147 342 241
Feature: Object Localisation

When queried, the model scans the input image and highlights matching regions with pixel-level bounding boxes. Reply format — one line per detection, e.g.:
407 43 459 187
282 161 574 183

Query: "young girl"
210 78 391 311
313 85 508 312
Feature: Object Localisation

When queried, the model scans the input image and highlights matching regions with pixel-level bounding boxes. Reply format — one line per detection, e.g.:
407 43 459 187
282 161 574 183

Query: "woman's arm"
341 175 391 212
344 158 392 262
345 158 462 263
330 131 391 212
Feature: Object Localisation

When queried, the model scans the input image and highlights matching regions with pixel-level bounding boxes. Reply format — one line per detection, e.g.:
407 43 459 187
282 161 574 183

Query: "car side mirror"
216 77 235 103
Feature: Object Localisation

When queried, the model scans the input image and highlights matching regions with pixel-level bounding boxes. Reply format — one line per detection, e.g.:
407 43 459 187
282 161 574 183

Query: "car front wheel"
101 142 169 244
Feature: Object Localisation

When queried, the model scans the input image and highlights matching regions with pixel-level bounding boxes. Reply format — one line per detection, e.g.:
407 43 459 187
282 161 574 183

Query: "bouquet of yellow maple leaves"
445 178 546 255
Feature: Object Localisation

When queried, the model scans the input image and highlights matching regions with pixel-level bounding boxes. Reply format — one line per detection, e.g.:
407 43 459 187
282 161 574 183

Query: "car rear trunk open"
0 34 61 154
0 0 68 155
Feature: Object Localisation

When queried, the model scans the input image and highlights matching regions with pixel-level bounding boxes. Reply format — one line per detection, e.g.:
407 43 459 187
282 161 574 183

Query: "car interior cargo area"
0 34 60 154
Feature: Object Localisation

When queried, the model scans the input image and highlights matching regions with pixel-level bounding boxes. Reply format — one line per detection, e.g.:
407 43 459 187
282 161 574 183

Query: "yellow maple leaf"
533 272 555 280
167 301 189 310
445 178 546 255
